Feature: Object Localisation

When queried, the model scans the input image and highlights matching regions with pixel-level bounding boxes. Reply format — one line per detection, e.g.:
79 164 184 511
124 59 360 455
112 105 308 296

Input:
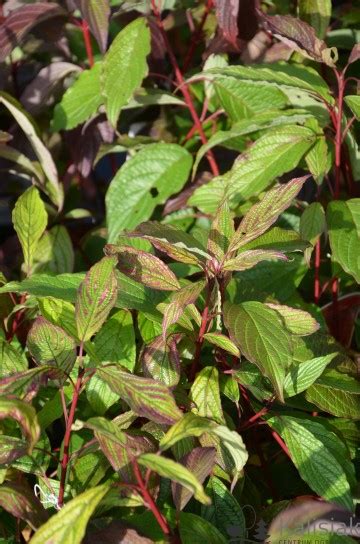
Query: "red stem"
151 1 219 176
58 350 84 507
271 431 291 458
81 20 94 67
183 0 213 72
132 459 170 536
314 239 321 305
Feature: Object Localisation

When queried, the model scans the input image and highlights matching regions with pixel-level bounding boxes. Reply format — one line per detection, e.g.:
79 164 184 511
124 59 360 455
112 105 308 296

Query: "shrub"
0 1 359 542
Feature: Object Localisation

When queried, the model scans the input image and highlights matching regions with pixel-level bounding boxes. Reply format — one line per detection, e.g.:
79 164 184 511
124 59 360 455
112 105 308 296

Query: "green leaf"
241 227 309 253
0 337 27 376
193 111 314 176
97 366 183 424
92 309 135 371
305 135 330 183
207 199 234 260
203 332 240 357
300 202 326 261
33 226 74 275
228 176 308 252
299 0 332 38
52 63 103 131
75 257 118 342
190 366 224 423
159 413 248 478
172 447 216 510
204 62 333 103
27 317 76 376
29 485 110 544
103 18 151 127
12 187 47 276
225 301 293 400
86 374 119 415
268 415 355 510
345 95 360 119
110 245 180 291
141 335 180 387
106 143 192 242
190 126 314 213
0 273 84 302
0 92 63 209
0 398 40 455
306 369 360 419
223 249 288 271
327 200 360 283
201 476 246 539
137 453 211 506
75 0 110 53
126 221 209 266
214 78 288 122
283 353 337 397
179 512 227 544
265 303 319 335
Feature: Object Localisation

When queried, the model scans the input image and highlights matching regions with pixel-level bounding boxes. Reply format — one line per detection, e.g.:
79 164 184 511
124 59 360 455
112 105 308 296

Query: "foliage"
0 0 359 542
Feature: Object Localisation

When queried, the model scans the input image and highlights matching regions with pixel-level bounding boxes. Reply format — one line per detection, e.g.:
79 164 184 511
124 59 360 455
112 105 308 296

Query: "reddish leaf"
172 447 216 510
74 0 110 54
142 334 181 387
258 11 337 66
84 521 153 544
110 245 181 291
322 293 360 348
0 481 48 530
0 367 57 400
162 280 206 339
348 43 360 65
0 3 65 62
215 0 239 44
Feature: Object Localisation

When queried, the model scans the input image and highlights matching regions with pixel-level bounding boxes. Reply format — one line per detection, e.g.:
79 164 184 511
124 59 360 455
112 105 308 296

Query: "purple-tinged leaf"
258 11 337 66
27 317 76 378
0 397 40 453
97 366 183 425
0 2 65 62
208 199 234 261
142 334 181 387
75 256 118 342
0 367 57 401
228 176 309 253
108 245 180 291
266 304 320 336
0 435 28 464
20 62 81 115
223 249 288 271
125 221 209 266
162 280 206 339
0 481 48 530
269 499 345 543
172 447 216 510
84 522 153 544
86 417 155 482
348 43 360 65
214 0 239 44
74 0 110 53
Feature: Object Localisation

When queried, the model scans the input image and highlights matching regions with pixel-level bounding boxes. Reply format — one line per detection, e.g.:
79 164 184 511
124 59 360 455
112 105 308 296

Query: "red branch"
58 356 84 507
189 282 213 380
183 0 214 72
314 239 321 305
132 458 170 536
150 1 219 176
271 431 291 458
81 20 94 67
